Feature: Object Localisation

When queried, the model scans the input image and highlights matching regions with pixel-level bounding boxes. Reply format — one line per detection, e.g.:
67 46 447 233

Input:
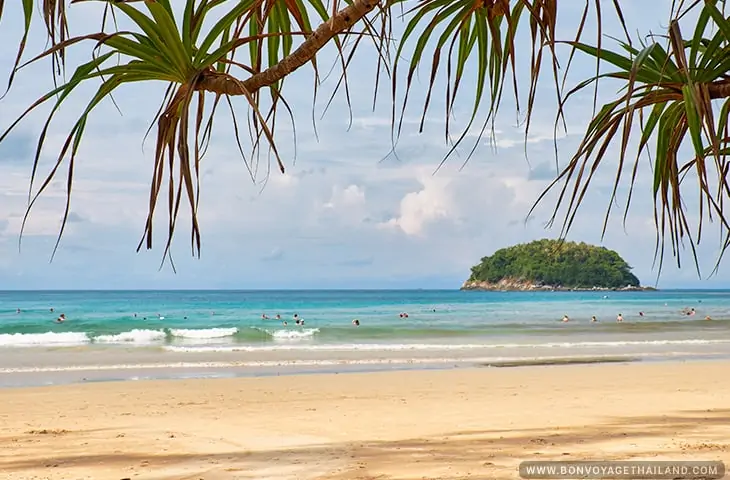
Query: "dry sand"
1 361 729 479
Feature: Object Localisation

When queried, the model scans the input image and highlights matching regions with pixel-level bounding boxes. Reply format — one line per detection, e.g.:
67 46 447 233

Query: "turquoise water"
2 289 730 352
2 289 730 387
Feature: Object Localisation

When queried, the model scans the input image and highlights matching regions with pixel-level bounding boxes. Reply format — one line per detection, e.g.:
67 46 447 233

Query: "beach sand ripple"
1 361 729 479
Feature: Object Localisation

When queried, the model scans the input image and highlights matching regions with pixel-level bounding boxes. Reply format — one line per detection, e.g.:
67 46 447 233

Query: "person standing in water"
616 313 624 323
561 315 569 323
591 316 597 323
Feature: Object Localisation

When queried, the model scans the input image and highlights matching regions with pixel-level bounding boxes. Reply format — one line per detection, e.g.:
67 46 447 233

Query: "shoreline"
460 281 658 292
1 360 729 479
3 348 730 388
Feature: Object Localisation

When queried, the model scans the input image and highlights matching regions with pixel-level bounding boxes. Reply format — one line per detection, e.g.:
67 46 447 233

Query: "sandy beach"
1 361 729 480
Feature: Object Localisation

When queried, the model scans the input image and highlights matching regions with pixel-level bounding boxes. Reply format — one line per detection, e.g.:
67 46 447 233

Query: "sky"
0 1 727 290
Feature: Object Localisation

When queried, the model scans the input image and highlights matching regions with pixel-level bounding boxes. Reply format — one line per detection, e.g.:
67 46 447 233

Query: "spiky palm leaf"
0 0 71 97
1 0 354 268
532 0 730 275
0 0 628 264
1 0 727 274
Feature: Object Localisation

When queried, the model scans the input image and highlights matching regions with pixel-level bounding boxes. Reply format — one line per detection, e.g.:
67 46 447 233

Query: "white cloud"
270 172 299 189
0 0 724 288
323 184 366 209
381 170 453 236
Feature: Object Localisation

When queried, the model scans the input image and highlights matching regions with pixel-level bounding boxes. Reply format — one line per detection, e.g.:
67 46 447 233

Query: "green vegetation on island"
464 239 643 291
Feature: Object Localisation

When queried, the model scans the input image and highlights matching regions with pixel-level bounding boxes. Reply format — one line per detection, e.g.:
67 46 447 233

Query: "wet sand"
1 360 729 479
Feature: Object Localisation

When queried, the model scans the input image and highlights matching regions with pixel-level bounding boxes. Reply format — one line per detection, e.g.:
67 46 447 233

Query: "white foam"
169 327 238 339
0 332 90 347
250 327 320 340
269 328 320 339
94 329 166 344
162 338 730 353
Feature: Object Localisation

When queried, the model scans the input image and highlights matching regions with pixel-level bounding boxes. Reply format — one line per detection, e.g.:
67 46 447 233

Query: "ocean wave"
0 331 90 347
250 327 320 340
0 329 729 351
169 327 238 339
95 329 166 344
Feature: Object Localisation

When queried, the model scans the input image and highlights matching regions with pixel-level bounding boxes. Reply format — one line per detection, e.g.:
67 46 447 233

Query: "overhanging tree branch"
196 0 381 96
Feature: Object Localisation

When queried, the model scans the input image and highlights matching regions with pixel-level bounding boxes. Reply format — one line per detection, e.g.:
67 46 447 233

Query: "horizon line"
1 287 729 292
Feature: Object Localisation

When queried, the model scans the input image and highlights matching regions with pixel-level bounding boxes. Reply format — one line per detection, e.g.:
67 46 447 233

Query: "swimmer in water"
705 315 712 321
56 313 66 323
262 313 269 320
591 316 597 323
561 315 569 323
352 319 360 327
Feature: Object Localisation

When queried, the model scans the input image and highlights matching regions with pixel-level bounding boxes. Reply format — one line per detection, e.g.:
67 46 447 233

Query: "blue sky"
0 1 726 289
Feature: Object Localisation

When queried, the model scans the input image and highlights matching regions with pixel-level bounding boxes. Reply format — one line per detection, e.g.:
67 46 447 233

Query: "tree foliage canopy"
0 0 729 274
468 239 641 289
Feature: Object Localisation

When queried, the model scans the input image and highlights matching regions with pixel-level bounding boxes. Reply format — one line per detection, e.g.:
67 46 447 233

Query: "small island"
462 239 656 292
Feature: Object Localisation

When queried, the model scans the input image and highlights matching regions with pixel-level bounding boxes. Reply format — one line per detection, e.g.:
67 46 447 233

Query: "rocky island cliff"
462 239 656 292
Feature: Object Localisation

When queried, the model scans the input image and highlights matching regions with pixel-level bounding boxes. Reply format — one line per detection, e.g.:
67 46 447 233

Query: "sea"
1 289 729 387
